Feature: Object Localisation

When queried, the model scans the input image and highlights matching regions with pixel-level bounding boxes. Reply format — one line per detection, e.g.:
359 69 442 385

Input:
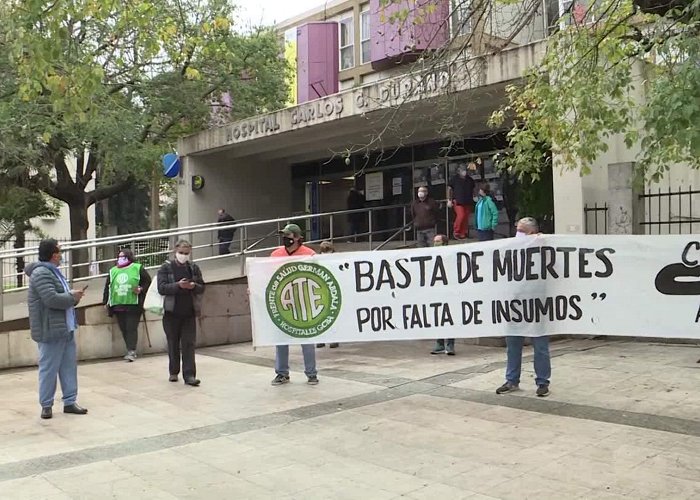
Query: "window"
339 17 355 70
451 0 472 37
361 8 371 64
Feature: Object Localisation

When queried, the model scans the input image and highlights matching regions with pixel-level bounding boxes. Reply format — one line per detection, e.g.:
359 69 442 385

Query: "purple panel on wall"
370 0 449 70
297 22 339 104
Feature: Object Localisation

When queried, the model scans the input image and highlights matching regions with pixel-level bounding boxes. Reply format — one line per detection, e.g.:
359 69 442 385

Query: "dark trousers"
348 215 363 240
163 313 197 378
116 310 141 351
219 238 233 255
477 229 494 241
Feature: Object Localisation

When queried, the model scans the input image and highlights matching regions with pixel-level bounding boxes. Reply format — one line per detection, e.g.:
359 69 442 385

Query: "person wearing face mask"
496 217 551 398
270 224 319 385
410 187 440 248
26 239 88 420
103 249 152 362
447 163 476 240
157 240 205 386
475 182 500 241
429 234 457 355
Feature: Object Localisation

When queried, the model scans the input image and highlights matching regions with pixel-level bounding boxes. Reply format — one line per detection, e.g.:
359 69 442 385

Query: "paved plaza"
1 338 700 499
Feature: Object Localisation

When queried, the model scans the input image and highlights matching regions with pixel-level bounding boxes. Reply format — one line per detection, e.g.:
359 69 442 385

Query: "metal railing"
0 204 417 321
584 203 608 235
640 187 700 235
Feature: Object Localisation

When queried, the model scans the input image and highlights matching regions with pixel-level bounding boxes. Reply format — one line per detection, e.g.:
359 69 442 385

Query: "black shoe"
329 343 339 348
307 375 319 385
169 375 178 382
316 343 326 348
536 385 550 397
271 374 290 386
64 404 88 415
184 377 201 386
446 347 455 356
496 382 519 395
41 407 52 420
430 346 445 355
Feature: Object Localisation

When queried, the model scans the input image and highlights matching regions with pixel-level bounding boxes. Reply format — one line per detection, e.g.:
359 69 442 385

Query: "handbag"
143 283 164 316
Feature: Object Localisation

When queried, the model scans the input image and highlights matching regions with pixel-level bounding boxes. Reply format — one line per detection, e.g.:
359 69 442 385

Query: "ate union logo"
265 262 342 338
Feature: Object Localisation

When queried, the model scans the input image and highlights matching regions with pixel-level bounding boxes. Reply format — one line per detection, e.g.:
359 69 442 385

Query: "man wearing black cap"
270 224 319 386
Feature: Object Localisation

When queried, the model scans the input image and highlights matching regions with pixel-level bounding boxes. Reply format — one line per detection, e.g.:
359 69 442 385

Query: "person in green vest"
103 249 152 362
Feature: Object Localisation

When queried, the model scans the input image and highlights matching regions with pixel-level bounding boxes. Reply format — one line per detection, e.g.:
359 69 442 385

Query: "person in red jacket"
270 224 319 386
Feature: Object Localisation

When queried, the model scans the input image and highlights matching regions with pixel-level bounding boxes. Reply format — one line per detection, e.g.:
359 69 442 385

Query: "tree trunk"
68 200 90 280
150 164 161 230
13 224 26 288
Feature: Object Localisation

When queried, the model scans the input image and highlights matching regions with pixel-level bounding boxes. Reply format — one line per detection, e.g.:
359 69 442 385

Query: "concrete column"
607 162 644 235
553 167 585 234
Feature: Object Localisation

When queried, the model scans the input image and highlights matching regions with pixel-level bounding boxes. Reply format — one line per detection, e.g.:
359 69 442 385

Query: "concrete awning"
178 42 545 165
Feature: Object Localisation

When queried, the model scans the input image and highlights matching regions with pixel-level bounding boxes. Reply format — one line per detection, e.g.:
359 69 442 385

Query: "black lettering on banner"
355 261 374 292
556 247 576 278
411 255 432 287
513 250 525 281
395 258 412 289
683 242 700 266
579 248 595 278
459 252 484 283
569 295 583 320
357 307 395 332
535 297 554 321
430 256 449 286
357 308 370 332
595 248 616 277
526 247 539 281
461 301 483 324
493 250 511 282
492 300 510 322
541 246 559 279
491 296 584 323
696 305 700 323
402 303 451 328
377 261 396 290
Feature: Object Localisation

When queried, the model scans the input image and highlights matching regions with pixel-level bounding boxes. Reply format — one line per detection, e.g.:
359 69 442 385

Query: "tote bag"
143 283 164 316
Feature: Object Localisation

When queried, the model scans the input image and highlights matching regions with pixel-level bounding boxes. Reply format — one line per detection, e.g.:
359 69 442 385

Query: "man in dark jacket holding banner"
26 239 88 420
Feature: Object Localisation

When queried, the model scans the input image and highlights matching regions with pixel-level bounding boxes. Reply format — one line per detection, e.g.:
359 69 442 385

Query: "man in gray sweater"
26 239 87 420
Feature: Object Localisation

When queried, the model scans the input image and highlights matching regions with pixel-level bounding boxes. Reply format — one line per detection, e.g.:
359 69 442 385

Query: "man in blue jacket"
26 239 87 420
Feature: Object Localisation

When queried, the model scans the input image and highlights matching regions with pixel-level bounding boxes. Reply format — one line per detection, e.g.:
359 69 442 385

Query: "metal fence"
584 203 608 235
640 187 700 235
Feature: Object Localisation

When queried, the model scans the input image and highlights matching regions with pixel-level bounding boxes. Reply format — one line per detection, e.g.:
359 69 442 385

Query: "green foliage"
0 0 290 239
490 0 700 181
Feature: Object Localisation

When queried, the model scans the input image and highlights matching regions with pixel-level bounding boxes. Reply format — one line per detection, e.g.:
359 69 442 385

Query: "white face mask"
175 252 190 264
417 191 427 200
515 231 528 238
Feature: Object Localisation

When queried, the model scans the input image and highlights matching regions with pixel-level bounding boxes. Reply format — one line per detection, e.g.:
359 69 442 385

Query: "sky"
235 0 323 27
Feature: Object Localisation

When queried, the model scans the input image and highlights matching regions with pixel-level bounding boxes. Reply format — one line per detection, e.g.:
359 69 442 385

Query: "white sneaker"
124 351 136 362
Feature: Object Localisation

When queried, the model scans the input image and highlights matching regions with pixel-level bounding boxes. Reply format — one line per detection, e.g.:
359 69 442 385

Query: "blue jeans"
37 333 78 408
505 336 551 387
275 344 317 377
435 339 455 349
416 229 436 248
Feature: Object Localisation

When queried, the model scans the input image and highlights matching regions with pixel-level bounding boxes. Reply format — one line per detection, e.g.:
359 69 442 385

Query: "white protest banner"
247 236 700 346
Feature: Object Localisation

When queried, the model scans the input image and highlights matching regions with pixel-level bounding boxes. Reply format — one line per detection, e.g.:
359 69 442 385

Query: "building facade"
176 0 699 250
